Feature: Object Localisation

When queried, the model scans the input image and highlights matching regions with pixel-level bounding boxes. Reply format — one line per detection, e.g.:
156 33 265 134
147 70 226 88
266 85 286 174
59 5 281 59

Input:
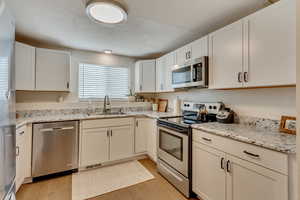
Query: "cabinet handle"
238 72 243 83
136 121 138 127
226 160 231 173
243 150 260 158
16 146 19 157
110 130 113 137
18 131 25 135
221 157 225 170
107 130 110 137
67 82 70 89
244 72 249 82
201 137 212 142
140 85 142 91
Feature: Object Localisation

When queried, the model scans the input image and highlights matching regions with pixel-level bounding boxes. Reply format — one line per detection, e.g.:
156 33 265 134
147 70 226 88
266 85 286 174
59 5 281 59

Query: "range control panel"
182 102 223 114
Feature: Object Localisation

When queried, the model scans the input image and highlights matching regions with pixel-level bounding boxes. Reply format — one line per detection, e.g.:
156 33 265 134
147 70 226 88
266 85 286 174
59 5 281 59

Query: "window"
79 63 129 99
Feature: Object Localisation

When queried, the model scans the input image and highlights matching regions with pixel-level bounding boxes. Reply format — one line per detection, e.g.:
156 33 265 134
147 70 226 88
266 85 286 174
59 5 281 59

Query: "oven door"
157 126 188 177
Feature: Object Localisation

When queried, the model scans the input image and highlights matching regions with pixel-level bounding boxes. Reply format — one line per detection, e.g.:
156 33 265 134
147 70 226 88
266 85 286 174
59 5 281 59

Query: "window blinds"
79 64 129 99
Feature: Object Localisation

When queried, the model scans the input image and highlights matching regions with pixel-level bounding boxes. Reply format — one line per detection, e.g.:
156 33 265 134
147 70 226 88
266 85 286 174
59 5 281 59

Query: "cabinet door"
35 48 70 91
209 20 244 89
165 52 175 92
141 60 156 92
80 128 109 167
191 36 209 59
156 57 166 92
146 119 157 162
135 62 142 93
134 119 148 154
16 128 26 191
226 155 288 200
110 125 134 161
244 0 295 87
176 45 192 66
15 42 35 90
192 142 226 200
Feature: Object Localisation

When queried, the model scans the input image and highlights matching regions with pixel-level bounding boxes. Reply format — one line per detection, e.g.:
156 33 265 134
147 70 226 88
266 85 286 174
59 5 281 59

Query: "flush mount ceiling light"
86 0 127 24
104 49 112 54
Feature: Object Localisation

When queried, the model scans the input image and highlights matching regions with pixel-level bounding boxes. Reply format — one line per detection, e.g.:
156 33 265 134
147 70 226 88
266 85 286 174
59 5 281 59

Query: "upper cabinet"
209 20 244 89
15 42 36 90
35 48 70 91
156 52 175 93
15 42 71 91
191 36 209 59
175 44 192 66
135 60 156 93
209 0 295 89
243 0 295 87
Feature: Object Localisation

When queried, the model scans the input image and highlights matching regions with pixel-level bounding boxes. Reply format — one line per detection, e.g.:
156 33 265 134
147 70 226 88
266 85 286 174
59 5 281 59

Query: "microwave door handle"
192 66 197 81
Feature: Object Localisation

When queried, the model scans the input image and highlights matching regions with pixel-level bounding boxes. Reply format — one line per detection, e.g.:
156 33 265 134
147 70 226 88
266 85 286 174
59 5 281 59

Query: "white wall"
159 87 296 120
16 49 136 103
296 0 300 197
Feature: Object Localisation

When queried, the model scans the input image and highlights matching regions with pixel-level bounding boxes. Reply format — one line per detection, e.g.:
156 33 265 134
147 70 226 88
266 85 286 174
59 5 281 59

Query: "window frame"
78 63 132 102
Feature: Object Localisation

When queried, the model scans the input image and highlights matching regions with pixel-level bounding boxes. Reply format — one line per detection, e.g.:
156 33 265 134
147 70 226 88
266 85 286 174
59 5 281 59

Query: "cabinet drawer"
193 129 288 175
82 118 134 129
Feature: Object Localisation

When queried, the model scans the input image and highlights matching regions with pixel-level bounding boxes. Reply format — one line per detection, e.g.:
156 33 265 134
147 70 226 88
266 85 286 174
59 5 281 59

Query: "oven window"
172 66 191 85
159 130 183 161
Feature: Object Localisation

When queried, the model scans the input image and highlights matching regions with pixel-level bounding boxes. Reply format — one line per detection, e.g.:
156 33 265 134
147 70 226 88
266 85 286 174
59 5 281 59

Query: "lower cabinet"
81 128 110 167
226 155 288 200
192 140 288 200
192 142 226 200
134 118 148 154
110 126 134 161
146 119 157 162
80 118 134 168
16 128 26 191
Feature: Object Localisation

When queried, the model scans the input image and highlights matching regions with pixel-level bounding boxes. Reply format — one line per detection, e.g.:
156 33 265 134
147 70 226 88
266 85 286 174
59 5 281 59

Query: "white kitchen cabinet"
16 126 27 191
243 0 295 87
164 52 176 92
15 42 36 90
135 118 148 154
35 48 70 91
209 20 244 89
80 118 134 168
175 45 192 66
191 36 209 59
192 129 289 200
226 155 288 200
146 119 157 162
193 142 226 200
156 57 166 92
80 128 110 167
110 125 134 161
135 60 156 93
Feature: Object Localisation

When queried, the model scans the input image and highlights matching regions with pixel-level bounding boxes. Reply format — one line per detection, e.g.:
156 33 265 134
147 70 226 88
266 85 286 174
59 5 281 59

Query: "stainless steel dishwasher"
32 121 79 178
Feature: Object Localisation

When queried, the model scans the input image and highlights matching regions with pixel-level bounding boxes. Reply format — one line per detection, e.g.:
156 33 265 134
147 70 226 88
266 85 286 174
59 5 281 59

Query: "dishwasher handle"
39 126 75 132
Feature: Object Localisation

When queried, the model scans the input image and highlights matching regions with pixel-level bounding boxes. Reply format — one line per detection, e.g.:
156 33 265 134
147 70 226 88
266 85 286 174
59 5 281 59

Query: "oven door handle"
160 163 183 182
158 124 188 134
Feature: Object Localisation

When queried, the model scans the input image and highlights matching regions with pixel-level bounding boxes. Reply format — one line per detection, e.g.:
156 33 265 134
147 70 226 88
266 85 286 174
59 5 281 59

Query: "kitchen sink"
88 112 127 116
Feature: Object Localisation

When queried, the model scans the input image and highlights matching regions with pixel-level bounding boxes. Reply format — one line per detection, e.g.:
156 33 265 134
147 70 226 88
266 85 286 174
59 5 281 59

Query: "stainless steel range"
157 102 222 198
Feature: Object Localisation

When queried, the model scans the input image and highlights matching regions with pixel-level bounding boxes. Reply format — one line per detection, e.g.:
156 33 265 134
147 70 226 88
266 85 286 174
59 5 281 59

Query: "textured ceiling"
7 0 268 58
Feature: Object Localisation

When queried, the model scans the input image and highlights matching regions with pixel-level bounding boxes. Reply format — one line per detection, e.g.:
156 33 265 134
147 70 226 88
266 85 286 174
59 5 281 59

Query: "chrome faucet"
103 95 111 114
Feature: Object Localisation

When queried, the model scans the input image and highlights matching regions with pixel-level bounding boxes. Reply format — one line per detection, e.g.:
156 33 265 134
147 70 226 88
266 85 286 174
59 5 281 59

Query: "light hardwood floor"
17 159 198 200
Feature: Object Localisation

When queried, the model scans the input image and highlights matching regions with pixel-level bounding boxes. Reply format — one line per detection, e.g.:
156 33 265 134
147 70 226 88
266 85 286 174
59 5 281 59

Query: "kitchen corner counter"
192 122 296 154
16 111 180 129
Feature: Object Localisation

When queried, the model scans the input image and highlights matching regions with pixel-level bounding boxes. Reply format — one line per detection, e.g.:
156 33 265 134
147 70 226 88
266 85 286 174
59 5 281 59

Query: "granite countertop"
192 122 296 154
16 111 180 129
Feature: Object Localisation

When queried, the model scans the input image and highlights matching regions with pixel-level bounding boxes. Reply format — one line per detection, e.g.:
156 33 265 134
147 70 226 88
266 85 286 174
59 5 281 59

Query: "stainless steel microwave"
172 56 208 89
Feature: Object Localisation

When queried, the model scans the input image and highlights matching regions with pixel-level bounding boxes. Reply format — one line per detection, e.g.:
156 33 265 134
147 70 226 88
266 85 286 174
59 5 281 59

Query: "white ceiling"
7 0 268 58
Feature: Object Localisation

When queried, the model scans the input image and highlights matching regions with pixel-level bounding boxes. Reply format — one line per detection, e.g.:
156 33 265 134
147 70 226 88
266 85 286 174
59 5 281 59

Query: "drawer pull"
243 150 260 158
18 131 25 135
202 137 212 142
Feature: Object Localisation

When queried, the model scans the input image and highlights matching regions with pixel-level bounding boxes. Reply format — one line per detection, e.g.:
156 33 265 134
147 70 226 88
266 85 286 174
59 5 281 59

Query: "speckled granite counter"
16 111 179 129
192 122 296 154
